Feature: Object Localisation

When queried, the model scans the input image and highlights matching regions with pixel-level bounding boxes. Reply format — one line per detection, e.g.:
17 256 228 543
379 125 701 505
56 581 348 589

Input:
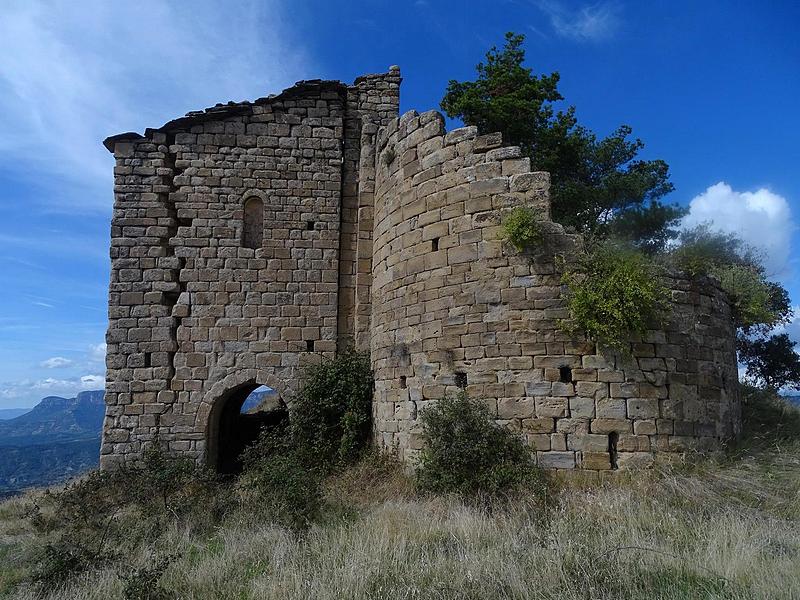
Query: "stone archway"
197 369 292 473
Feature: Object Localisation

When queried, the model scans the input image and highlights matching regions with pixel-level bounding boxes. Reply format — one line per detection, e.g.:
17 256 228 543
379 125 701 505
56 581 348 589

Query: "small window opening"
143 353 151 368
559 366 573 383
399 375 407 389
608 432 619 470
454 372 468 389
306 220 315 230
242 197 264 249
431 237 439 251
306 339 315 352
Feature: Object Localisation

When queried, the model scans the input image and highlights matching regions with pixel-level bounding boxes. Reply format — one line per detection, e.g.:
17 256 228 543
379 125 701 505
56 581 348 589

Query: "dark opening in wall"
559 366 573 383
431 237 439 251
306 220 315 230
400 375 407 389
213 384 288 474
454 372 468 389
243 196 264 249
608 432 619 470
143 353 151 368
306 340 315 352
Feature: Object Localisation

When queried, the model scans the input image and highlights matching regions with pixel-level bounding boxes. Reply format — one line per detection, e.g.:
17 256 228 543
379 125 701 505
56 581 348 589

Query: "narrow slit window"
559 366 573 383
400 376 407 389
454 372 468 389
306 220 315 231
608 432 619 470
431 237 439 251
242 197 264 249
143 353 151 368
306 340 315 352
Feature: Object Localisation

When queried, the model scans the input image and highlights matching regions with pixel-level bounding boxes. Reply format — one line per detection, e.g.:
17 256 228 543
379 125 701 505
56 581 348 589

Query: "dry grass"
2 393 799 599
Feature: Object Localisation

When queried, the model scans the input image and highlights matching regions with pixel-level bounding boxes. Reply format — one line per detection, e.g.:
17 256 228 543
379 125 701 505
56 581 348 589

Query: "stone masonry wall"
370 109 741 470
101 71 400 468
102 69 741 471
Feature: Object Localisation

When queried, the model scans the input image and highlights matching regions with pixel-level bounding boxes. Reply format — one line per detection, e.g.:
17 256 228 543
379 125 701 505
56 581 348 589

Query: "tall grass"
2 389 799 599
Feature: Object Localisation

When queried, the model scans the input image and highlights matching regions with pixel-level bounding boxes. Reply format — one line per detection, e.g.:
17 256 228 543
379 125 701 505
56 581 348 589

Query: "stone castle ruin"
101 68 741 472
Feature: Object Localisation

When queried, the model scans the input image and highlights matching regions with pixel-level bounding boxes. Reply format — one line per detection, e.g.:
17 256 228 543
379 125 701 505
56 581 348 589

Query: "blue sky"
0 0 798 408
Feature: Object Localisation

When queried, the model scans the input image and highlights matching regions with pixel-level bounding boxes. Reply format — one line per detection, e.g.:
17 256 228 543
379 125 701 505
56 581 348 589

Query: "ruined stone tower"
102 68 741 471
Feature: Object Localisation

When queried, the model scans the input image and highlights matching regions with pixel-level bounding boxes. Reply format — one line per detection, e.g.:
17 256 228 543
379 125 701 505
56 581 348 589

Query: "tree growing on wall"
441 32 685 252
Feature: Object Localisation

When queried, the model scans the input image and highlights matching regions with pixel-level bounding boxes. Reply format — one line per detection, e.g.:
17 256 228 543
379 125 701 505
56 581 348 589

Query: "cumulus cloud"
535 0 620 42
682 182 795 278
40 356 72 369
0 0 310 212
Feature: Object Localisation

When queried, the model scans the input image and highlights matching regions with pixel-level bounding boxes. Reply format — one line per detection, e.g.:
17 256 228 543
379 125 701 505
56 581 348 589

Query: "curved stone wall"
370 110 741 469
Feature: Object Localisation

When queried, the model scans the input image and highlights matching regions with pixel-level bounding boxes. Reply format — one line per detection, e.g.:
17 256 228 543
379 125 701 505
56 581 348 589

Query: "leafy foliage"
441 32 684 246
562 243 668 352
502 205 543 251
238 351 374 528
740 384 800 444
239 427 324 529
290 350 375 468
738 334 800 391
416 393 543 497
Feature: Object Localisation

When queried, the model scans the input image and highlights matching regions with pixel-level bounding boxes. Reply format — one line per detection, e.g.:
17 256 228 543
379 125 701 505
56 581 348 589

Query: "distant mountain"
0 390 105 495
0 408 30 421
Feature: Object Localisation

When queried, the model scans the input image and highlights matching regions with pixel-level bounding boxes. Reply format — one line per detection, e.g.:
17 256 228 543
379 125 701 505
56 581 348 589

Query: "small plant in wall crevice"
502 205 543 252
382 146 396 166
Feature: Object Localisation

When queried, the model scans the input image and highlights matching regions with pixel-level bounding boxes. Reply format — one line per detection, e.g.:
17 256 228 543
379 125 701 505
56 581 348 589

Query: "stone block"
591 419 631 434
536 397 568 418
596 398 626 419
626 398 659 419
538 451 575 469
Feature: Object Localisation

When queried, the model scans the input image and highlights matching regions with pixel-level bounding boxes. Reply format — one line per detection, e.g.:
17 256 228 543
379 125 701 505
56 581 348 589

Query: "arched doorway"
207 382 289 474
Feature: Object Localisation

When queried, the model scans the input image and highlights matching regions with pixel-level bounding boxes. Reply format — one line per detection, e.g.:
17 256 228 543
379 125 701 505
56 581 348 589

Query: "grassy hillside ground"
1 388 798 600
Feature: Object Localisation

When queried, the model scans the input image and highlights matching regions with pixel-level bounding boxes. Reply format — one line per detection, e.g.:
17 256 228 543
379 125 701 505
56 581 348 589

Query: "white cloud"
89 343 107 364
0 0 310 212
0 374 105 401
40 356 73 369
682 182 795 277
535 1 620 42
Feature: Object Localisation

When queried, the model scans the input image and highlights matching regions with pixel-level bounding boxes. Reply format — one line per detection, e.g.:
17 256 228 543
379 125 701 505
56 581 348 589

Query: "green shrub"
562 243 668 353
713 264 782 332
415 393 544 497
239 428 324 529
502 205 543 251
740 384 800 445
667 225 791 333
120 553 178 600
290 350 374 468
27 445 225 587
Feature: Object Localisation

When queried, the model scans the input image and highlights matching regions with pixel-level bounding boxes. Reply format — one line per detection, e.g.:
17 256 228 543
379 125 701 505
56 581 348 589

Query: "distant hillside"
0 408 29 420
0 390 104 447
0 390 105 495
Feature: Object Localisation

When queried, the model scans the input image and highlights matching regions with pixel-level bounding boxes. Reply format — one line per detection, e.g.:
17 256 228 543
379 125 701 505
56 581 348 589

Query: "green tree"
441 32 685 250
738 334 800 391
